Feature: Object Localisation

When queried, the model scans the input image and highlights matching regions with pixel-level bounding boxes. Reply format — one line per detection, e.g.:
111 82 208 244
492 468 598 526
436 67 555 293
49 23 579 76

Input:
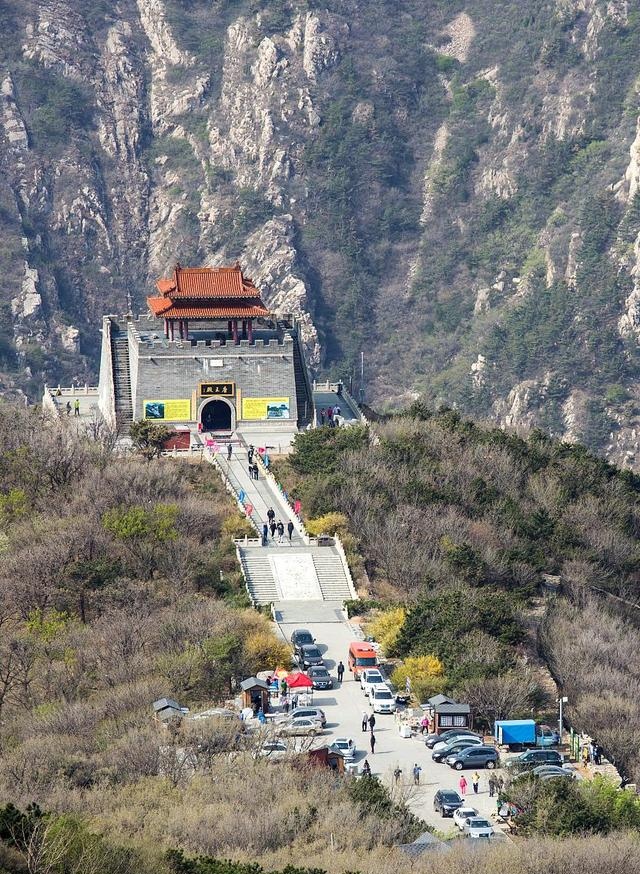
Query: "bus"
348 642 378 678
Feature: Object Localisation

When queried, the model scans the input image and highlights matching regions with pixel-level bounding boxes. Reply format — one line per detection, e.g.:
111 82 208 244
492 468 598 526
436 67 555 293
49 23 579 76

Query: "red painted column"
232 319 238 344
248 319 253 343
241 319 247 339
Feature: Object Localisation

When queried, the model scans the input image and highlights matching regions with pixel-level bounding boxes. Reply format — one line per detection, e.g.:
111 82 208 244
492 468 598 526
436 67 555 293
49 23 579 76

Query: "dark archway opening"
201 399 232 432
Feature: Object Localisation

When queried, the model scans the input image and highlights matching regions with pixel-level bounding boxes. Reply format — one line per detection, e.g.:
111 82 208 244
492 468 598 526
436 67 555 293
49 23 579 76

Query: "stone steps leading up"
111 332 133 428
239 546 353 605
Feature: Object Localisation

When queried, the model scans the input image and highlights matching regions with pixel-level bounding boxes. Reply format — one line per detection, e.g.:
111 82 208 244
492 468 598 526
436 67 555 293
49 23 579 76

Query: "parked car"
452 806 478 831
371 685 396 714
360 668 386 697
433 733 482 751
433 789 464 817
289 707 326 727
432 736 483 762
330 737 356 762
505 749 563 773
298 644 324 669
307 666 333 690
254 741 289 760
424 729 481 749
463 817 495 839
277 718 323 737
290 629 315 656
530 765 582 781
447 746 499 770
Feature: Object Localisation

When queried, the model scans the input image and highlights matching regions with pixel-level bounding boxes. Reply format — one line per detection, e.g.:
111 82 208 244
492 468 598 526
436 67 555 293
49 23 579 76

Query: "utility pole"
359 351 364 404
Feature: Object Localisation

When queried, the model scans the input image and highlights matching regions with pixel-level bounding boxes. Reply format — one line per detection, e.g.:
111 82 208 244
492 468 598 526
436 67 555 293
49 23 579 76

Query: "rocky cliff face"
2 1 640 462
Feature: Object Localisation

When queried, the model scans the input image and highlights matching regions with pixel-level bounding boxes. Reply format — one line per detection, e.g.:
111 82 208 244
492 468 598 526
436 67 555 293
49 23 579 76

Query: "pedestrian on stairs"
267 507 275 525
227 444 233 460
270 521 277 539
262 523 268 546
277 521 285 543
252 463 259 480
248 444 254 464
287 521 294 541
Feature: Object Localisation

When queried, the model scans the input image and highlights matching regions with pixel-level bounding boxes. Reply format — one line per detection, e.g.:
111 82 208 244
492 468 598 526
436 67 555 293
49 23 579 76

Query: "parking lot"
276 607 507 833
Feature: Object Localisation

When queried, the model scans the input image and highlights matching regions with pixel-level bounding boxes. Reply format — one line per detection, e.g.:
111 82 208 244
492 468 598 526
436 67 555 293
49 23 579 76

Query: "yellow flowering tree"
391 655 447 702
367 608 406 656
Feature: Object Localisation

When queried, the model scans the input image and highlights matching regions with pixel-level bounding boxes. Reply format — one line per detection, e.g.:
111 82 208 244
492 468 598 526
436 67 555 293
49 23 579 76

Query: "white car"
371 685 396 713
361 669 386 698
331 737 356 762
452 806 478 831
463 817 495 839
433 734 481 752
254 741 289 760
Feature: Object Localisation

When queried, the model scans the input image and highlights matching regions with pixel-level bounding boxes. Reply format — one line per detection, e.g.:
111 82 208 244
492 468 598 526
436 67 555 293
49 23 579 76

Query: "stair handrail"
253 452 310 545
332 533 358 600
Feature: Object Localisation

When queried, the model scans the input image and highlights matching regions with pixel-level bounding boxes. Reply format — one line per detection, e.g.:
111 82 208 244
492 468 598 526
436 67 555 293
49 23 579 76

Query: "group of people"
318 406 341 427
262 507 295 545
361 711 377 755
582 740 603 766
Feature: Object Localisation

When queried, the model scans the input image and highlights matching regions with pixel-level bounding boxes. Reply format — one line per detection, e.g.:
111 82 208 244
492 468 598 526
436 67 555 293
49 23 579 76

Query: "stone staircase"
238 545 354 606
111 330 133 429
239 551 279 604
311 550 353 601
292 332 313 427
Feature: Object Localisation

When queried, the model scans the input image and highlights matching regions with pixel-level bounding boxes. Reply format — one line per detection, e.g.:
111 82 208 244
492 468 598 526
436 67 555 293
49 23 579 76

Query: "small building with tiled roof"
98 263 313 437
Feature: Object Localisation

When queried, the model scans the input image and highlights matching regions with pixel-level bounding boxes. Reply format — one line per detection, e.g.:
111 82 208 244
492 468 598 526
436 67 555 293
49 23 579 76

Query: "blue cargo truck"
494 719 559 750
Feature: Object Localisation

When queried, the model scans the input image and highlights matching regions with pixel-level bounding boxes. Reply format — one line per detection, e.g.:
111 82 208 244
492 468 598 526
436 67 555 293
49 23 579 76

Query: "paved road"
276 607 505 832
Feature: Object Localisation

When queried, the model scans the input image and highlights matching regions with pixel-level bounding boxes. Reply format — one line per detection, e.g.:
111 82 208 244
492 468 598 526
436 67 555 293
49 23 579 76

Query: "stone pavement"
216 445 304 543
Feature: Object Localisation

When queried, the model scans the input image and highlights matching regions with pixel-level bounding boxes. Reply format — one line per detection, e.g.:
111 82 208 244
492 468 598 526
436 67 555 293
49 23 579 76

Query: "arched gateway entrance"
200 398 234 432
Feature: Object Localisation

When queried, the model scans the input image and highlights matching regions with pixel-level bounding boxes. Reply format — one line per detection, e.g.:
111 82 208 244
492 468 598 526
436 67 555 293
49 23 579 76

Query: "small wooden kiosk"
240 677 270 713
424 694 472 734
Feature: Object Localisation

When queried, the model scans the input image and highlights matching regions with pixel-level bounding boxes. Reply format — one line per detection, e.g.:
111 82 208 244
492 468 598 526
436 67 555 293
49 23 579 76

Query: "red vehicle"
348 642 378 678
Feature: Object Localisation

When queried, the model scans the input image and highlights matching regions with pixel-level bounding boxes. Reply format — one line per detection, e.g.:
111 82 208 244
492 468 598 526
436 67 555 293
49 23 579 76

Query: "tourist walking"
282 696 290 714
262 523 268 546
362 759 371 777
270 521 277 539
267 507 275 525
252 463 259 480
337 661 344 683
394 766 402 784
320 408 326 425
248 444 254 464
458 775 468 796
227 444 232 460
287 520 294 541
368 713 376 732
277 521 285 543
361 711 368 732
370 732 376 754
74 398 80 417
65 401 71 416
412 764 421 785
472 771 480 794
488 774 497 797
497 775 505 793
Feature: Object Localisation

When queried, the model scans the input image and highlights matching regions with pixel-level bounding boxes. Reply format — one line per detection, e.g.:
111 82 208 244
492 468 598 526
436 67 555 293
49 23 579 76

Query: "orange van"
348 642 378 678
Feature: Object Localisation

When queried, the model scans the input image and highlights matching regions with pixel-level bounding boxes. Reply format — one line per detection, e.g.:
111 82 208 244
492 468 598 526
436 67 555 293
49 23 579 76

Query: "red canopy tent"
286 672 314 689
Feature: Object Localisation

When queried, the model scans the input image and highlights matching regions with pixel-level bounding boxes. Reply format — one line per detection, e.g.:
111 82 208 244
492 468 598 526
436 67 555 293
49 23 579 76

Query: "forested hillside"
1 1 640 461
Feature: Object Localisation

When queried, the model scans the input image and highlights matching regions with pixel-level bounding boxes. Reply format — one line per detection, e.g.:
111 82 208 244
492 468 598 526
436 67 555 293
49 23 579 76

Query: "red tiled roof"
155 265 260 299
147 298 270 319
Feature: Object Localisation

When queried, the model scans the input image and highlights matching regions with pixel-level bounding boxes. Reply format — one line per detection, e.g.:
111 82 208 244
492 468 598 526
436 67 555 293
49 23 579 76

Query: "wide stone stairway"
238 544 354 605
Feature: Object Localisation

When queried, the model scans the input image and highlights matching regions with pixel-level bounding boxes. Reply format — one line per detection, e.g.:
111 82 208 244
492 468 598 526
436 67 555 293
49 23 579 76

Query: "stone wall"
130 326 299 428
